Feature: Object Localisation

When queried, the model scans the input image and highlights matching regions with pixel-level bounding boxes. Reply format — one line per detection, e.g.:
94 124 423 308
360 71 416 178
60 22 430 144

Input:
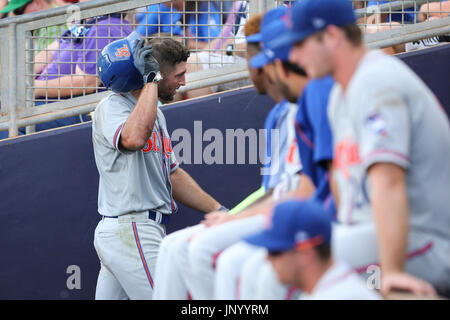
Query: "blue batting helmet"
97 31 144 93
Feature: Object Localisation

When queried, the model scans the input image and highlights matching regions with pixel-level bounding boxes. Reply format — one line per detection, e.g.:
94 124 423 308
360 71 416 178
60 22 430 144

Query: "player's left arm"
361 85 437 298
34 65 100 98
368 163 437 297
170 167 222 213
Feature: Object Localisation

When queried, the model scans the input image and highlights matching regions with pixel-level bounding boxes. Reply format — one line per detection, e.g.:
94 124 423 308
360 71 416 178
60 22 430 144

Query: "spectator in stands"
0 0 9 18
0 0 76 139
368 0 449 24
53 0 78 6
2 0 61 18
135 1 222 50
354 1 405 54
182 1 251 99
135 1 183 42
29 0 132 132
364 0 449 53
1 0 32 17
0 0 69 53
367 0 416 23
405 0 450 51
419 0 450 21
362 22 405 55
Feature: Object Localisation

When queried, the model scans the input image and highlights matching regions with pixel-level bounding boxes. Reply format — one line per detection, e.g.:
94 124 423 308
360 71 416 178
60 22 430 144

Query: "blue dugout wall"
0 44 449 299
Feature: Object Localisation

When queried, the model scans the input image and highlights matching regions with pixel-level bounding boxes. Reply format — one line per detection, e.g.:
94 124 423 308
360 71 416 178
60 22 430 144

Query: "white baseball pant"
242 221 450 298
214 241 262 299
238 247 268 300
332 222 450 294
222 245 300 300
153 224 204 300
93 212 165 300
183 215 266 299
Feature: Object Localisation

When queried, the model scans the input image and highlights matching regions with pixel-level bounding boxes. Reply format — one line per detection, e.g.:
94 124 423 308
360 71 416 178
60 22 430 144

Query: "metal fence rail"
0 0 449 138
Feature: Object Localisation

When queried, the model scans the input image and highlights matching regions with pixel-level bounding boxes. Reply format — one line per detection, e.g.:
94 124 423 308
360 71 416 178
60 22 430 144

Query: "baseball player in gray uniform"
93 32 223 300
271 0 450 297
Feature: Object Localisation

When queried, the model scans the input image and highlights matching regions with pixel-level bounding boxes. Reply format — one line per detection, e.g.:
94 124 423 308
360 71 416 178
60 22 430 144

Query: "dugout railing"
0 0 449 138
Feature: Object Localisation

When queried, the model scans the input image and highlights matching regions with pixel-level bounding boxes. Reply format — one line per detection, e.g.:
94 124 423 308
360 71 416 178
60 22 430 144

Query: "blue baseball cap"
246 6 287 44
244 199 332 253
249 6 292 68
269 0 357 50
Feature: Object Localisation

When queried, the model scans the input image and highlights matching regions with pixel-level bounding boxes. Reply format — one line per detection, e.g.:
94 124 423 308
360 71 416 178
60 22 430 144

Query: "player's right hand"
201 211 233 228
133 39 160 84
381 271 438 298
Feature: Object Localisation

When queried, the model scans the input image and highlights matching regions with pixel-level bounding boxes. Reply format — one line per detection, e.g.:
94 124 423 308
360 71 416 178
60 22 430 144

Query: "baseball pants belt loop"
103 210 170 225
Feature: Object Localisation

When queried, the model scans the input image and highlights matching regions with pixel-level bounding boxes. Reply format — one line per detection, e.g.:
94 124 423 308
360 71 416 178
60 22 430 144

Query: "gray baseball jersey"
92 92 179 216
328 50 450 238
263 99 302 192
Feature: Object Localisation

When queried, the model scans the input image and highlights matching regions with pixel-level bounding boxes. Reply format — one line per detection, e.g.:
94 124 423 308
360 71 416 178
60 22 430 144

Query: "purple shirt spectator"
38 14 132 81
31 14 132 132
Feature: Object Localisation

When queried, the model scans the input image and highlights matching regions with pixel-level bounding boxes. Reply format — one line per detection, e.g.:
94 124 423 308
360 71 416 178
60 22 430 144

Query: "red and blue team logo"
366 113 388 137
115 44 130 58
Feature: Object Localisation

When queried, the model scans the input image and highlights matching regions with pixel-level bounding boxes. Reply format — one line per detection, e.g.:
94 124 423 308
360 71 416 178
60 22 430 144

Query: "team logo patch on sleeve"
366 113 388 137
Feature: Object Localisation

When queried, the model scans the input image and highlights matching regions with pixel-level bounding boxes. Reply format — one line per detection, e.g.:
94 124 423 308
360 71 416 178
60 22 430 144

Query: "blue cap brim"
250 51 272 69
246 33 262 43
268 29 311 51
244 230 292 252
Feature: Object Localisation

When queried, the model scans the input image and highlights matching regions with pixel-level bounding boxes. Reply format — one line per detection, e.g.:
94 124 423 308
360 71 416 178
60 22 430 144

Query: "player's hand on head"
201 211 232 228
133 39 160 84
381 271 437 298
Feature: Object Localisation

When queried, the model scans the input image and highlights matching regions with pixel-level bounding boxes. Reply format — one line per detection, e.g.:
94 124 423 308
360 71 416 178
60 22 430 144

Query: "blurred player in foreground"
271 0 450 297
152 8 304 299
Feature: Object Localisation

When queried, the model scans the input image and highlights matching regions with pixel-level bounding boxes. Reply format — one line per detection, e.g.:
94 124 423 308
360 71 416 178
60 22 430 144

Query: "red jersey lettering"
334 138 361 179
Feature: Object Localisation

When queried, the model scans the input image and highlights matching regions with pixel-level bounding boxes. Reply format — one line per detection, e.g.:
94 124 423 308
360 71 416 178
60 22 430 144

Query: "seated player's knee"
215 246 237 272
169 225 205 265
188 235 216 274
159 228 183 251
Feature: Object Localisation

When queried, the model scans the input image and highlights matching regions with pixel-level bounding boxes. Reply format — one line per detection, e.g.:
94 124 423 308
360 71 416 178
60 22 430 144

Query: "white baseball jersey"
262 100 302 200
328 50 450 238
153 98 301 300
92 92 179 217
298 261 382 300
